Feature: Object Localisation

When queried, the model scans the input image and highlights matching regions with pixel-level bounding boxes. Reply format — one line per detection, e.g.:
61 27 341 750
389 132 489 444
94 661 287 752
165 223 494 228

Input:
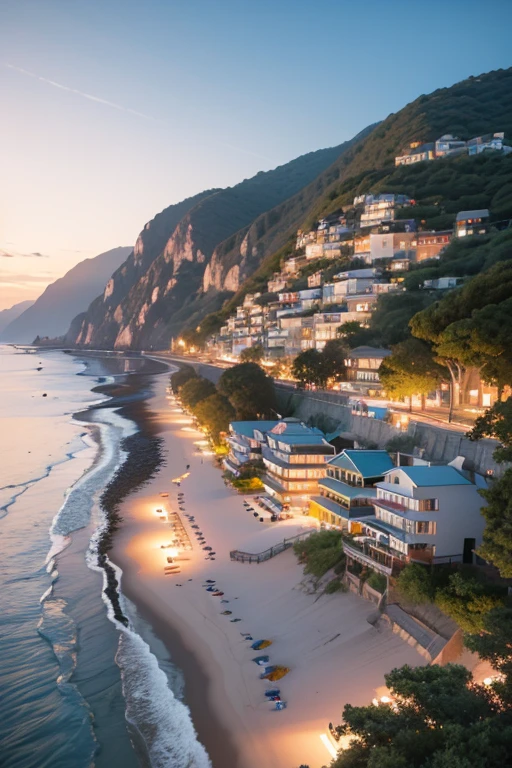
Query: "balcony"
342 539 393 576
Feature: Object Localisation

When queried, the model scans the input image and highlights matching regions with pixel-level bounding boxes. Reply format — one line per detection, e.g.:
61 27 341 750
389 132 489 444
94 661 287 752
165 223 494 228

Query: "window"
419 498 438 511
393 477 400 484
416 521 437 535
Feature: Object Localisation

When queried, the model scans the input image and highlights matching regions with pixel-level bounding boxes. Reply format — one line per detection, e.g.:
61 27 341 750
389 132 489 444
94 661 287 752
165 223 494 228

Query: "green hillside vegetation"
192 68 512 344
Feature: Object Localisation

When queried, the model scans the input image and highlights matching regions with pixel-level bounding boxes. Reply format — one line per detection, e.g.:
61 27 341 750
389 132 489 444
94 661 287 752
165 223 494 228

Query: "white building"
342 464 486 576
359 194 413 228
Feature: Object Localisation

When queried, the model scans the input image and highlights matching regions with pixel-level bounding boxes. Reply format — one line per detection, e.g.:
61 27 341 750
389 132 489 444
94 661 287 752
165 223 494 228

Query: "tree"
292 349 327 388
464 606 512 707
217 362 277 420
170 365 197 393
322 339 348 381
240 344 264 364
468 397 512 464
435 572 504 634
192 393 235 445
410 261 512 419
378 338 446 411
179 376 216 409
331 664 512 768
396 563 435 604
337 321 375 348
477 468 512 578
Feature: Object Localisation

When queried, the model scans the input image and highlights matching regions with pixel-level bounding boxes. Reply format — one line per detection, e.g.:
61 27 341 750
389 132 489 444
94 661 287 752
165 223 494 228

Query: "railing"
342 541 393 576
230 529 316 564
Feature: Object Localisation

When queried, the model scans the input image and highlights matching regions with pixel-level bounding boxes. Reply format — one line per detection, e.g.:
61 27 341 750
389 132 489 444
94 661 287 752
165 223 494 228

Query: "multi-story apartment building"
342 464 486 576
310 450 394 527
224 420 280 476
369 232 417 262
261 419 335 511
359 194 413 228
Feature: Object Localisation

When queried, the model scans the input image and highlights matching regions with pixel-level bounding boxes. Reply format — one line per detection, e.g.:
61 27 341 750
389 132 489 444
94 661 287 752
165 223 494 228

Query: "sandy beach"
111 369 425 768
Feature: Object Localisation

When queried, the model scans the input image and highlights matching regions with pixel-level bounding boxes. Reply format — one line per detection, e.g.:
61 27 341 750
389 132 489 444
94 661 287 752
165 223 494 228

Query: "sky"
1 0 511 309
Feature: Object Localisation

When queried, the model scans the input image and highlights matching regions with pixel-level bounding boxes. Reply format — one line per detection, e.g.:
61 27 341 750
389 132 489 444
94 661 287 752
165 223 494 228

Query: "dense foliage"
379 338 446 408
217 362 277 419
330 664 512 768
293 530 345 578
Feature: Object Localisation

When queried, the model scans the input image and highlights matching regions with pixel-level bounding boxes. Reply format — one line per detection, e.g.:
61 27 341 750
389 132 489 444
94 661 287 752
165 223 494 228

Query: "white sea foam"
83 405 212 768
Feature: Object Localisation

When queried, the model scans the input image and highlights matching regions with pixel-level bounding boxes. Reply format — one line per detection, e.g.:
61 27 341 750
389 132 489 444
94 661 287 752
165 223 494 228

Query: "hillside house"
423 276 463 290
369 232 417 262
434 134 467 157
456 209 490 237
416 231 452 262
467 132 509 155
395 141 435 166
359 194 413 228
342 464 486 576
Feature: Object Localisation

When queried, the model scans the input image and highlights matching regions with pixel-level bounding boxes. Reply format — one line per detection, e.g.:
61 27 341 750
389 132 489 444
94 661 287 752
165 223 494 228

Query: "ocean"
0 346 210 768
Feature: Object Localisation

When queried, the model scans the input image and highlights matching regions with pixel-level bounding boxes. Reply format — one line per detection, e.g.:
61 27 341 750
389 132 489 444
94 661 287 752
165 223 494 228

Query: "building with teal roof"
309 449 393 527
342 462 487 577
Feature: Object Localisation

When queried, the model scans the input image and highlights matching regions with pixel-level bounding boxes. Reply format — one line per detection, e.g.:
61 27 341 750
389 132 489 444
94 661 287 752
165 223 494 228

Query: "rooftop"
328 449 394 478
347 346 392 360
456 209 490 221
384 466 473 487
319 476 377 500
229 420 279 439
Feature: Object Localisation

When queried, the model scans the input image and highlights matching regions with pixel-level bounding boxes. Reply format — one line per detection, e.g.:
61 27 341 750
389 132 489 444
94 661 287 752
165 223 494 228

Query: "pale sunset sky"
1 0 511 308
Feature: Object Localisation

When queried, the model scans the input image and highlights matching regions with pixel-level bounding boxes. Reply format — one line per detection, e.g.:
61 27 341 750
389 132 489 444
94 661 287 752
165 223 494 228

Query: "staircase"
229 529 316 564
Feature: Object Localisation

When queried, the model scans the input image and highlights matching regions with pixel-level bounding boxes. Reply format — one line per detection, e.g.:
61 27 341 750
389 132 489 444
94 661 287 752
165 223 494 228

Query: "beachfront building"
342 464 487 576
224 420 279 476
261 419 335 512
309 450 394 527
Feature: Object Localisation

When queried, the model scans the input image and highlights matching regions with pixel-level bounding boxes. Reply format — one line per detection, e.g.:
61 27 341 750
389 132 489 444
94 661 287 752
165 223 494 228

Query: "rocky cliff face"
69 142 354 349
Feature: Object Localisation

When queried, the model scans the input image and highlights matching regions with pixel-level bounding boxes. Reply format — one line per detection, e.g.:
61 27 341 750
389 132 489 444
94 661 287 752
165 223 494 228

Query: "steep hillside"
201 67 512 329
302 67 512 229
0 300 34 335
202 125 377 295
70 142 358 349
1 247 131 343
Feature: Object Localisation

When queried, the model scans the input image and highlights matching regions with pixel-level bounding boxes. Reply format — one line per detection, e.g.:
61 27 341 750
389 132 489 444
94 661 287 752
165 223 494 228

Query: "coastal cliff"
67 142 361 349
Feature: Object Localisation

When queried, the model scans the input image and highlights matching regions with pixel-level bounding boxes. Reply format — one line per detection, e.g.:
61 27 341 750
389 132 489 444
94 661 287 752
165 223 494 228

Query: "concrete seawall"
276 386 502 477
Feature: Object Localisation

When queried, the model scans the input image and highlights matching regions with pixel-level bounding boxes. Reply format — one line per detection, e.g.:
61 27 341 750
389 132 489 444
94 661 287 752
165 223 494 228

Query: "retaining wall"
276 386 502 477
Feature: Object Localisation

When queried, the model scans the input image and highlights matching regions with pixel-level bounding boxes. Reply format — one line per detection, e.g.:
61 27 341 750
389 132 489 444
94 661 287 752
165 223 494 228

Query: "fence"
229 528 316 564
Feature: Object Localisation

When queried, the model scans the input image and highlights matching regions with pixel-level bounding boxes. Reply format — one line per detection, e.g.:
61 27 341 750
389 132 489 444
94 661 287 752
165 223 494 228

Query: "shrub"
366 571 387 594
396 563 435 604
325 577 346 594
293 530 345 578
231 477 264 492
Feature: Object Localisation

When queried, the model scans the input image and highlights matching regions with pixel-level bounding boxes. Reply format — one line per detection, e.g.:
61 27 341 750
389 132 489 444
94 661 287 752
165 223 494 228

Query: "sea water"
0 346 210 768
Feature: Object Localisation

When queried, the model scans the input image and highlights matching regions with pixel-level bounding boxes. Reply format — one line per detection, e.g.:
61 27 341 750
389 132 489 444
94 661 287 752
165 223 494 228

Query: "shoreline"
73 354 240 767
